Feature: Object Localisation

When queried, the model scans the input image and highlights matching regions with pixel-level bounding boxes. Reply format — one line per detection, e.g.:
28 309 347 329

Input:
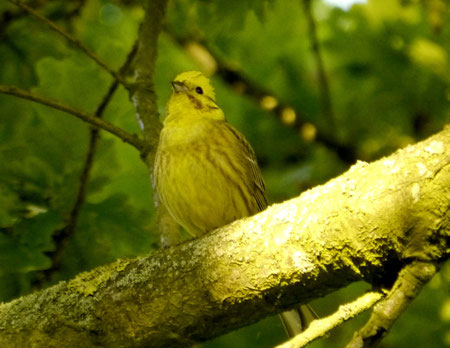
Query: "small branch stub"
346 262 439 348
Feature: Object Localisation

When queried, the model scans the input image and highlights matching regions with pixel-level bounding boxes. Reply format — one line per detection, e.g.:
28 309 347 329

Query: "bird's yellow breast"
154 71 267 237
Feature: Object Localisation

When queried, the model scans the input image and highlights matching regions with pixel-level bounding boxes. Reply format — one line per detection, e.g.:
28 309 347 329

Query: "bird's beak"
171 81 188 93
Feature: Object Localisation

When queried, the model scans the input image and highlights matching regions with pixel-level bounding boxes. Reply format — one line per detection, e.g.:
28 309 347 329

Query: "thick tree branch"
0 126 448 347
9 0 128 87
0 85 144 150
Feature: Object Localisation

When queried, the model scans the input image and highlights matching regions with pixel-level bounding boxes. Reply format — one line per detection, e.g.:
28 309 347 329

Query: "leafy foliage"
0 0 449 347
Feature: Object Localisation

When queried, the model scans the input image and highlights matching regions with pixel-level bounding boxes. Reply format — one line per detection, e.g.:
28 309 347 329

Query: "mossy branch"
131 0 167 159
0 126 448 347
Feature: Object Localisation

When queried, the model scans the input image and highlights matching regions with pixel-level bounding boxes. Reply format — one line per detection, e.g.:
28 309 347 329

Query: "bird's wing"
223 122 268 212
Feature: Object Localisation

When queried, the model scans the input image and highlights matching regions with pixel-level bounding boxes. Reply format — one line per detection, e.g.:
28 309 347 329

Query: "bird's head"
166 71 224 122
172 71 216 101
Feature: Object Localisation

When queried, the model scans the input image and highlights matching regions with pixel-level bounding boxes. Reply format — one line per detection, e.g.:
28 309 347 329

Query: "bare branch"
0 84 144 150
9 0 128 88
131 0 167 158
276 291 384 348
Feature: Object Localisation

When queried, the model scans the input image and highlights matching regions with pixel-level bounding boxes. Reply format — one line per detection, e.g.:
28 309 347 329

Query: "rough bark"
0 126 448 347
131 0 166 160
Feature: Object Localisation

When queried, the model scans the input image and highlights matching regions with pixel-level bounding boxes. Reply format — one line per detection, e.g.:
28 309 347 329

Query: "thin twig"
276 291 384 348
303 0 336 135
9 0 128 88
0 84 144 150
35 42 139 285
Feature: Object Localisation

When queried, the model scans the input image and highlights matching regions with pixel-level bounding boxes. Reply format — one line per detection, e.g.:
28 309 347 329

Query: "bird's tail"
279 304 318 337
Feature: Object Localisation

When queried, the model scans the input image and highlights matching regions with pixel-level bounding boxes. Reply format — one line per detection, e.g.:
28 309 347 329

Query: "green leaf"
0 210 63 276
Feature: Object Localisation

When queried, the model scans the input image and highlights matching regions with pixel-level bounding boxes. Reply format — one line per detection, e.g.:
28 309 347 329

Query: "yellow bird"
154 71 316 336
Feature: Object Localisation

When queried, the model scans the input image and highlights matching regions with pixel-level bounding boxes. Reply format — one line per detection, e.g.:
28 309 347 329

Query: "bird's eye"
195 86 203 95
